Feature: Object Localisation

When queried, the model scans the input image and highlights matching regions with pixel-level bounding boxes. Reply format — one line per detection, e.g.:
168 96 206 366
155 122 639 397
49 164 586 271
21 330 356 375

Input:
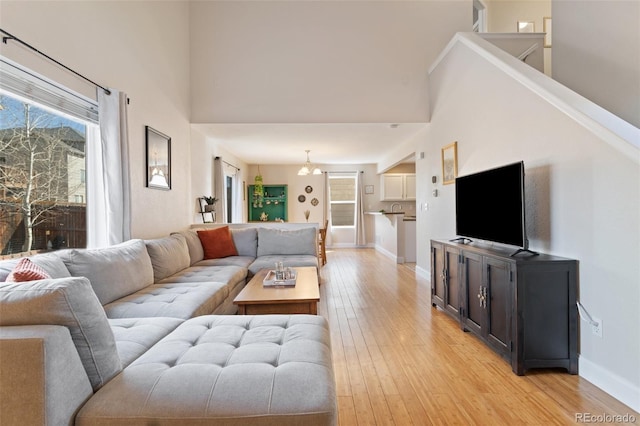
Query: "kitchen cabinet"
431 239 578 375
380 174 416 201
430 241 461 320
461 252 511 358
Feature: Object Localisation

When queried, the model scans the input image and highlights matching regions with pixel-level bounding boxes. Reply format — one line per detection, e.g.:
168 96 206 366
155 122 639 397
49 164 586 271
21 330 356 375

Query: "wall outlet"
592 317 602 337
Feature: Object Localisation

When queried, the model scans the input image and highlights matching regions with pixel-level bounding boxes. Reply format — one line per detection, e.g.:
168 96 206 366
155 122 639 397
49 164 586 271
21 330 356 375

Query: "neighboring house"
0 126 86 254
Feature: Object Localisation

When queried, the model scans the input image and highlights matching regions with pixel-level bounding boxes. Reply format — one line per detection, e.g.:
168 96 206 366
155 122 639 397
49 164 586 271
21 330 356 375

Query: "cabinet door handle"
477 286 487 308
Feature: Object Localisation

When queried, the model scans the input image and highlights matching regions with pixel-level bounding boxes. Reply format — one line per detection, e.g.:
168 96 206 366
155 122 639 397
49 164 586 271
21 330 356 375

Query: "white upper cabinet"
380 173 416 201
404 174 416 200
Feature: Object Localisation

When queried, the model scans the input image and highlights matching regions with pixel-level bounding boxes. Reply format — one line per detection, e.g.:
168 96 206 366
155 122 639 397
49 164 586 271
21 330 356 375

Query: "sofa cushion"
0 253 70 282
257 227 317 257
249 255 319 276
76 315 337 426
170 230 204 265
109 317 184 367
0 325 95 426
230 227 258 257
31 253 72 279
197 227 238 259
60 239 154 305
103 282 228 320
0 259 19 282
6 258 51 282
193 256 255 269
0 277 122 391
157 265 247 287
145 234 190 282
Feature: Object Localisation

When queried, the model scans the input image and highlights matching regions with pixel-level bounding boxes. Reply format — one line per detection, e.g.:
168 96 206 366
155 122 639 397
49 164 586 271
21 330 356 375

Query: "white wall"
245 163 382 247
486 0 551 33
0 1 192 239
420 34 639 411
553 1 640 129
189 0 470 123
485 0 552 75
189 126 250 225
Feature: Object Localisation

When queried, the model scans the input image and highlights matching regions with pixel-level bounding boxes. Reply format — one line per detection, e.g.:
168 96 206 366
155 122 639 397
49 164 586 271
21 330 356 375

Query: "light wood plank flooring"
317 248 638 425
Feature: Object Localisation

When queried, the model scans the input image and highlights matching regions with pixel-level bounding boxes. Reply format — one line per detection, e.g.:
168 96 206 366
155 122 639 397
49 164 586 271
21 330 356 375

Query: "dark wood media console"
430 239 578 375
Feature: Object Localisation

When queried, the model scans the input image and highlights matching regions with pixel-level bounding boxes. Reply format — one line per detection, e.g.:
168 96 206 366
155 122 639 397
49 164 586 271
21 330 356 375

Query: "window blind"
0 56 98 124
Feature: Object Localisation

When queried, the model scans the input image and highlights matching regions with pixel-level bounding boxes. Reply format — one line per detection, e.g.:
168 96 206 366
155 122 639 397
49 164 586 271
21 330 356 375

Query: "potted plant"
202 196 217 212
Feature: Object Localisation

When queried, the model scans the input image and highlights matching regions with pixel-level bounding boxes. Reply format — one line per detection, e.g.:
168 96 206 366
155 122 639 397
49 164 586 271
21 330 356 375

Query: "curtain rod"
1 28 111 95
215 156 240 171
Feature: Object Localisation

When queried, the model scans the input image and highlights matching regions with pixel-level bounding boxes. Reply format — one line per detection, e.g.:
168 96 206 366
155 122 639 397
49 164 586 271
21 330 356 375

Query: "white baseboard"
416 265 429 280
325 243 381 249
579 355 640 413
373 245 400 263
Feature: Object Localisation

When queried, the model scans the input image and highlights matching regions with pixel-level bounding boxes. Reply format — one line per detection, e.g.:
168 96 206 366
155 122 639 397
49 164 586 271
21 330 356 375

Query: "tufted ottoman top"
77 315 337 426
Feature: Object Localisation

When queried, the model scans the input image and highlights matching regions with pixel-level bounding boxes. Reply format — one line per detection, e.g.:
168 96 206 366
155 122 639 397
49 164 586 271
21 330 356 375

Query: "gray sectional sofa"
0 225 336 425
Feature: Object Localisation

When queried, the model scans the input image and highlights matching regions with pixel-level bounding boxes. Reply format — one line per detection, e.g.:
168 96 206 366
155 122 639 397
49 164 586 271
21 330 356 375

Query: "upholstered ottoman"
76 315 337 426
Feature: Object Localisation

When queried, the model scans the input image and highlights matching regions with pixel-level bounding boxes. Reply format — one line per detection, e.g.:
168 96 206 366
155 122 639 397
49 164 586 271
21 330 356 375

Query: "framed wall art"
517 21 535 33
145 126 171 190
441 141 458 185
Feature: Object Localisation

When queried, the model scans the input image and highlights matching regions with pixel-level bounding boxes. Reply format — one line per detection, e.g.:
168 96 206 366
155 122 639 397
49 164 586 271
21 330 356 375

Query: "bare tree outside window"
0 94 87 254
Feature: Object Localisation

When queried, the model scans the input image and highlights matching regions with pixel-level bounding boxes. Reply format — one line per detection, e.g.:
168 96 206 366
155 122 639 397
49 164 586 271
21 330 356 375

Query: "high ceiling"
192 122 427 166
189 1 471 166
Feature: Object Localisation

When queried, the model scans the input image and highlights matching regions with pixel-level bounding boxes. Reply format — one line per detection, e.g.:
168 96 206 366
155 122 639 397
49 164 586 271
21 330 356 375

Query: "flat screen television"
455 161 532 254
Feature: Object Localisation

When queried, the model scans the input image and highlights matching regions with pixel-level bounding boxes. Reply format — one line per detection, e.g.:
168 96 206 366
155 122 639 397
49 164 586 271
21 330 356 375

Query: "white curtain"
323 172 328 225
213 157 225 223
233 170 243 223
356 171 366 246
88 89 131 247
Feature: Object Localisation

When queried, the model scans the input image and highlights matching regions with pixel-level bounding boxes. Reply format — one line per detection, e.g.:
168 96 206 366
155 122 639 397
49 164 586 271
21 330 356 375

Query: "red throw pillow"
197 226 239 259
6 258 52 282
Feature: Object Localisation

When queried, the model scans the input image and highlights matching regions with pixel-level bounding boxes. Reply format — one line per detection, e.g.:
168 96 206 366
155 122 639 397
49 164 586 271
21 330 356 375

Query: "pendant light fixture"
298 150 322 176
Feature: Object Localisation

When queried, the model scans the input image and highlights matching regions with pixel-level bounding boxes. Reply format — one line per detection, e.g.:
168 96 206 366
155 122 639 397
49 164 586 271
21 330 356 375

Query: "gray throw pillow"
231 227 258 258
0 253 70 282
0 277 122 390
30 253 72 279
257 227 317 257
60 239 154 305
170 230 204 265
0 259 19 282
145 234 190 282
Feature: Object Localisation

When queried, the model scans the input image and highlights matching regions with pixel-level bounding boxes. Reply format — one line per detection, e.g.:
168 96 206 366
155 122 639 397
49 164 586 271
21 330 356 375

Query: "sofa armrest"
0 325 94 426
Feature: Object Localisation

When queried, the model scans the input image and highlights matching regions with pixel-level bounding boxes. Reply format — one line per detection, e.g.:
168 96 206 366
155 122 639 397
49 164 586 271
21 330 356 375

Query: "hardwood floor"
317 248 638 425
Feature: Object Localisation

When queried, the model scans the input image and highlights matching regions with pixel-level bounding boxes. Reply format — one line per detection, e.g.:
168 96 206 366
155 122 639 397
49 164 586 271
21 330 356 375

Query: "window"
328 173 357 227
226 175 233 222
0 58 97 255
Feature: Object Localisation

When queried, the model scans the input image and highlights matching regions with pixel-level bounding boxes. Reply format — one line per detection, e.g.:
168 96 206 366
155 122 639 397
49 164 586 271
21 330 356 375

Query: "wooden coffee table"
234 266 320 315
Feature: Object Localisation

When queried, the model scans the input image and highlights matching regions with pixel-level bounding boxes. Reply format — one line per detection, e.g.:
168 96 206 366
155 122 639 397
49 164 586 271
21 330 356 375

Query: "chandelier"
297 150 322 176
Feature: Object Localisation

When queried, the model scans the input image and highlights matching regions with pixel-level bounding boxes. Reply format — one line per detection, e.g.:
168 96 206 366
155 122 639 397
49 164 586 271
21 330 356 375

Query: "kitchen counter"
365 212 416 263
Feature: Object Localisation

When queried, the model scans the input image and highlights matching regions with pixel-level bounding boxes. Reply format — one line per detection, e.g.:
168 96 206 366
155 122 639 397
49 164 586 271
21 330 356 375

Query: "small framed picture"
145 126 171 190
441 141 458 185
517 21 535 33
543 17 552 47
